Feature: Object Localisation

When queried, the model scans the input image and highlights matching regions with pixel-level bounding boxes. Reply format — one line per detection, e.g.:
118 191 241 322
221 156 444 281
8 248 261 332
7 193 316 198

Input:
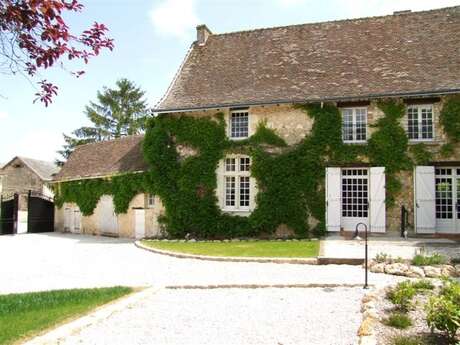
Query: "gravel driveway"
1 233 403 345
0 233 400 294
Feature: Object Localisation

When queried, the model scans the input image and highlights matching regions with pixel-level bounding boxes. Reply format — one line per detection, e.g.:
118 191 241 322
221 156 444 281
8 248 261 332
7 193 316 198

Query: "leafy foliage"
56 79 149 165
440 96 460 143
385 312 412 329
426 279 460 341
0 0 113 105
386 281 417 312
410 143 433 165
412 253 447 266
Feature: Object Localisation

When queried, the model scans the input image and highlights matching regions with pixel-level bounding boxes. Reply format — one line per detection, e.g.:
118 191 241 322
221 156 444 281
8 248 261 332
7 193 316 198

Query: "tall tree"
0 0 114 105
56 78 149 165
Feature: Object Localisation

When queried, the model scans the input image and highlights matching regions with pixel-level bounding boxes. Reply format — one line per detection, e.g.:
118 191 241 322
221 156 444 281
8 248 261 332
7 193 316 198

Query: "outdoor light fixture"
355 222 369 289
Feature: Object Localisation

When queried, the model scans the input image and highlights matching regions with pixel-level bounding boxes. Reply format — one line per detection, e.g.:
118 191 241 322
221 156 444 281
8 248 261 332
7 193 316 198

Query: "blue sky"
1 0 459 164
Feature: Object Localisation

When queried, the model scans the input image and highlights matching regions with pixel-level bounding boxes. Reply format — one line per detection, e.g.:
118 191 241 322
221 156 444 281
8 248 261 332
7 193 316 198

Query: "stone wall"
0 157 46 210
54 193 165 239
171 96 460 235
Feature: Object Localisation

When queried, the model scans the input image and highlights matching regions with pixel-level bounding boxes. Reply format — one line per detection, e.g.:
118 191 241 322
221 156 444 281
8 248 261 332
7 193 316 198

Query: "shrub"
375 252 390 263
387 281 417 312
412 253 447 266
385 312 412 329
451 257 460 265
412 279 435 292
426 279 460 342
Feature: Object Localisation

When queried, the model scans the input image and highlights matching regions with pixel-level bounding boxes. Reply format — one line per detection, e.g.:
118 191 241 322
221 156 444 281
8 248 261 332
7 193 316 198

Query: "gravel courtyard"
0 233 403 345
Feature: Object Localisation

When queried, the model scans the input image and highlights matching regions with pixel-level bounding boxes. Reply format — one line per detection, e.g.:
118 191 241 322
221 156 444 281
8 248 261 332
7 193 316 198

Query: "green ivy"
440 95 460 142
56 98 454 238
410 143 433 165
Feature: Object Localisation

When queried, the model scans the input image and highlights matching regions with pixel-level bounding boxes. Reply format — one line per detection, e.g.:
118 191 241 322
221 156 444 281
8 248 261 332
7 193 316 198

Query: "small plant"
375 252 390 263
426 279 460 342
387 281 417 312
392 336 426 345
393 256 405 264
412 252 447 266
385 312 412 329
412 279 435 291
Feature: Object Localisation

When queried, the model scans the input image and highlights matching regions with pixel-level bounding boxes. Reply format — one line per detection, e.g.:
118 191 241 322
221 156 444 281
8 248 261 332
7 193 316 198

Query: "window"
341 169 368 218
341 108 367 143
407 105 434 140
223 156 251 210
435 168 453 219
147 194 155 208
230 110 249 139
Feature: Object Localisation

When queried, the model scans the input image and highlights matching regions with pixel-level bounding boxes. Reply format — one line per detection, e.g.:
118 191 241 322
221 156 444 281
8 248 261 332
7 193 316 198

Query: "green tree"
56 79 149 165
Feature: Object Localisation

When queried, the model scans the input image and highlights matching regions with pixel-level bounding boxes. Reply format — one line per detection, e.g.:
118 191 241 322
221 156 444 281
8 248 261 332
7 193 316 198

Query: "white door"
134 209 145 239
415 166 436 233
341 168 369 231
98 195 118 235
64 207 72 232
73 209 81 233
434 167 460 233
326 167 341 232
369 167 386 233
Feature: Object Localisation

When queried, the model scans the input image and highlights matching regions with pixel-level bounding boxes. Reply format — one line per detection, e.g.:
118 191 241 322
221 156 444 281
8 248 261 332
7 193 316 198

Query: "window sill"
229 136 249 141
408 140 439 146
343 141 367 145
221 208 252 217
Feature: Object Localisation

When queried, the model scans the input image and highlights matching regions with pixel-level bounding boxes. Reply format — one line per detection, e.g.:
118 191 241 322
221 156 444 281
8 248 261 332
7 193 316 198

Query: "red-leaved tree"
0 0 114 105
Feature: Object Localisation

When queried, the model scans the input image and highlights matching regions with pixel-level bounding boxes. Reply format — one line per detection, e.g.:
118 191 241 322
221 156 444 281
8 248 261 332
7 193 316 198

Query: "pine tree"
56 79 149 165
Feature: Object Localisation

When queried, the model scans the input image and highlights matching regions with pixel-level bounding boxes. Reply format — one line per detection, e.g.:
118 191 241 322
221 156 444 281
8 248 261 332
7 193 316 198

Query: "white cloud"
0 111 8 120
149 0 200 40
14 129 64 162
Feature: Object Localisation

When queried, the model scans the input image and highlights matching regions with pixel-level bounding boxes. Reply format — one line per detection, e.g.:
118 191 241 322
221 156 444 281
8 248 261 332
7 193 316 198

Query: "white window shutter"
326 167 341 232
370 167 386 233
414 166 436 233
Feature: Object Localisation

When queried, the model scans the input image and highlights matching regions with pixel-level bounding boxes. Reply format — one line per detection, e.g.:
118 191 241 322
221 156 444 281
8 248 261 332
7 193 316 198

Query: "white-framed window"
407 104 434 141
229 110 249 139
341 108 367 143
223 155 251 210
147 194 155 208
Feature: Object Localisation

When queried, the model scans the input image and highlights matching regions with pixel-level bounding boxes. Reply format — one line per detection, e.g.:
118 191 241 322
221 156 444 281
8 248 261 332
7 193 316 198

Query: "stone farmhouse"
54 7 460 239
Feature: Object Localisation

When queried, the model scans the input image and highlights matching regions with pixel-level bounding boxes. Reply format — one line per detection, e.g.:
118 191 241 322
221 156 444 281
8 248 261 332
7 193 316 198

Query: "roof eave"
153 88 460 114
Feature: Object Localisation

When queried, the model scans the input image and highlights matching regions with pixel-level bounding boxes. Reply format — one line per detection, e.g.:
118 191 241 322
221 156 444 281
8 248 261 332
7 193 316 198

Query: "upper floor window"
407 105 434 141
230 110 249 139
146 194 155 208
223 155 251 210
342 108 367 143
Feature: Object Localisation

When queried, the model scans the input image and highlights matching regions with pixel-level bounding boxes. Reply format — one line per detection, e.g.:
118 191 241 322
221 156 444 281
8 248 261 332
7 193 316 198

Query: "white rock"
188 239 196 243
455 264 460 277
424 266 442 278
369 263 385 274
406 266 425 278
441 265 456 277
384 263 409 276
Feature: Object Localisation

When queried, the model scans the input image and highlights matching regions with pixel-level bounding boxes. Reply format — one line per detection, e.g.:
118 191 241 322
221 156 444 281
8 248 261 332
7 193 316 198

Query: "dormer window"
230 110 249 139
341 107 367 143
407 104 434 141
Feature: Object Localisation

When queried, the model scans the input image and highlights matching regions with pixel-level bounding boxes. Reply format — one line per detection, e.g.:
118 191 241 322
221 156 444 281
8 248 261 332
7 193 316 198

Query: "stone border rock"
135 240 319 264
165 283 370 289
369 261 460 278
357 289 380 345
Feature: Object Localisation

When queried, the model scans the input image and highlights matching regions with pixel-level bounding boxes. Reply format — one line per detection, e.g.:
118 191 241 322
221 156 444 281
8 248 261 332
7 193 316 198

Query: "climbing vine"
55 97 458 238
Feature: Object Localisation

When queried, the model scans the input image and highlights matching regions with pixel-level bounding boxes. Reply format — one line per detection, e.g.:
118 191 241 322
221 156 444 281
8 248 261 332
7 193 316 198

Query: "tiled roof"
53 135 148 181
1 157 60 181
156 6 460 112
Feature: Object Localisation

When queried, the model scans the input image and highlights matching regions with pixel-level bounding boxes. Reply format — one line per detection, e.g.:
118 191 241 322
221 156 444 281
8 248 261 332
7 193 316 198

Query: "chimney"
196 24 212 46
393 10 411 15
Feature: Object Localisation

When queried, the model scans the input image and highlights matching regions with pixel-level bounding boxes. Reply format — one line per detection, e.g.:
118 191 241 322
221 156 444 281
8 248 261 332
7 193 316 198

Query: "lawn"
141 240 320 258
0 286 133 345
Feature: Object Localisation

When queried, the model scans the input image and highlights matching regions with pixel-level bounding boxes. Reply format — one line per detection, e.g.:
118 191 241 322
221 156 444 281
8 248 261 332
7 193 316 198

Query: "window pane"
240 157 250 172
355 109 367 141
341 169 368 218
435 177 453 219
225 176 236 207
421 107 433 139
239 176 250 207
231 112 249 138
342 109 354 141
407 107 419 139
225 158 236 172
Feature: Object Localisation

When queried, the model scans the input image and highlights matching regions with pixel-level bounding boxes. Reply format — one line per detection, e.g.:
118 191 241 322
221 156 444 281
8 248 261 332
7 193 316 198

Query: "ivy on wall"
55 97 460 238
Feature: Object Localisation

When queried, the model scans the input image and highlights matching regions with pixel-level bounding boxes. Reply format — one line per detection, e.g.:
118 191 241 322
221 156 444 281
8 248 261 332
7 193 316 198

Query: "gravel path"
0 233 402 294
50 287 363 345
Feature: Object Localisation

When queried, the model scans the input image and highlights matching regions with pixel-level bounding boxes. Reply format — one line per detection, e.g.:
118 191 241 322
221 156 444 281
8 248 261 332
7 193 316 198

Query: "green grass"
385 312 412 329
0 286 133 345
141 240 320 258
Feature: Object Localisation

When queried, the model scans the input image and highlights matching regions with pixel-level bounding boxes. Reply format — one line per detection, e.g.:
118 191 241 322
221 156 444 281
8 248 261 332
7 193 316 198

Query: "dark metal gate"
0 193 18 235
27 191 54 233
